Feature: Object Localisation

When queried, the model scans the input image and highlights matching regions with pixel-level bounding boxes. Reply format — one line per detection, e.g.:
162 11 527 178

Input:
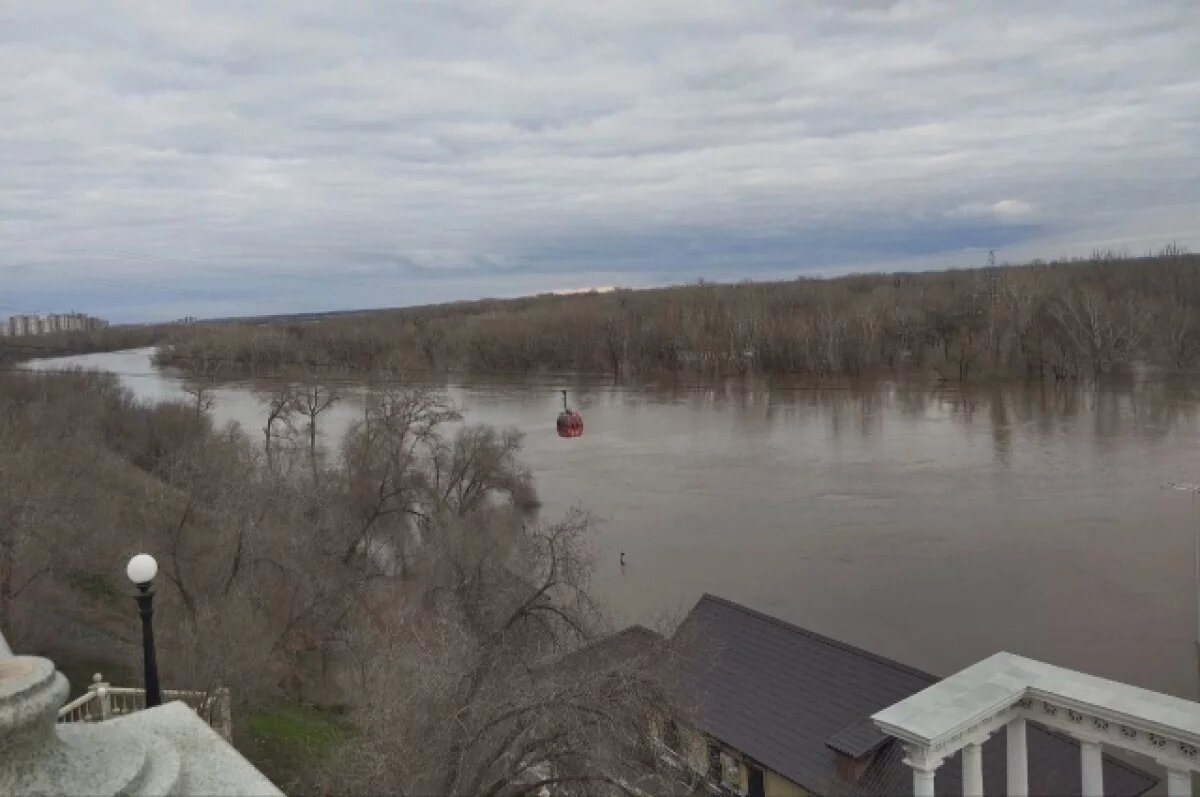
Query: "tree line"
0 324 167 367
155 246 1200 382
0 368 675 793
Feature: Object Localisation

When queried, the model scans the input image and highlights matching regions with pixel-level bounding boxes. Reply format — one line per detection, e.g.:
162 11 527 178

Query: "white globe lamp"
126 553 158 585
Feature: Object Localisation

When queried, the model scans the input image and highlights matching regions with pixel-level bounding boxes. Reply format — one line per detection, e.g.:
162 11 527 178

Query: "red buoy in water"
556 390 583 438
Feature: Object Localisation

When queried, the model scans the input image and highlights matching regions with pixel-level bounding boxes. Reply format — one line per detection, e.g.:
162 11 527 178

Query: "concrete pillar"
913 766 937 797
1081 741 1104 797
962 742 984 796
1166 768 1192 797
1007 717 1029 797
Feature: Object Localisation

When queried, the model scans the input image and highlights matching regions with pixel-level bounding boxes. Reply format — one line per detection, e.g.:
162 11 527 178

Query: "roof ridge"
569 623 662 656
695 593 939 683
543 624 663 672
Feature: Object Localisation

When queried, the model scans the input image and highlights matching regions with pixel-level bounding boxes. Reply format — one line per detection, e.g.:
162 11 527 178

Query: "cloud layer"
1 0 1197 320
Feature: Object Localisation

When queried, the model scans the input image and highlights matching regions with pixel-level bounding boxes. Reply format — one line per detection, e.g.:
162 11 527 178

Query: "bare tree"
292 377 341 474
337 386 461 569
1158 298 1199 372
602 314 626 379
181 356 224 416
1049 286 1146 377
431 425 539 517
260 383 297 461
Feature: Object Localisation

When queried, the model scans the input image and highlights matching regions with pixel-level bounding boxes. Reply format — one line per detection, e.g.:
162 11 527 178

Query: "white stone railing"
56 672 233 742
872 652 1200 797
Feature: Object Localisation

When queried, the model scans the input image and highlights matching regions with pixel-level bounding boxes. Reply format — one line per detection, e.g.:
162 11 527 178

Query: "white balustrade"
873 652 1200 797
57 695 92 724
56 673 233 741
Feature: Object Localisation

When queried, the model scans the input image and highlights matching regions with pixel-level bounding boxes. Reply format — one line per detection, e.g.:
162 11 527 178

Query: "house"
594 595 1159 796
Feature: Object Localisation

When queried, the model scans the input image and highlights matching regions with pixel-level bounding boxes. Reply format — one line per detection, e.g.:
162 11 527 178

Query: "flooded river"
28 347 1200 699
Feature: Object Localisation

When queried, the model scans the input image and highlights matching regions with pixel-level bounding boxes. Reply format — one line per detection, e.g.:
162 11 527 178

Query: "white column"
962 742 984 796
1166 768 1192 797
1081 741 1104 797
913 767 937 797
1007 717 1029 797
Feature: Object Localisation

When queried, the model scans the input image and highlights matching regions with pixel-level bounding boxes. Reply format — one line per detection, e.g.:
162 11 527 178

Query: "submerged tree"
292 376 341 474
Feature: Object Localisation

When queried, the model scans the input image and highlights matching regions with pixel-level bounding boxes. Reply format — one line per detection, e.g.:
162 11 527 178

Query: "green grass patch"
238 703 354 790
65 570 123 606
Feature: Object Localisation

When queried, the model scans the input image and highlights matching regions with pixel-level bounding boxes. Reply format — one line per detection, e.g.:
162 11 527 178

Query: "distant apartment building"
0 312 109 338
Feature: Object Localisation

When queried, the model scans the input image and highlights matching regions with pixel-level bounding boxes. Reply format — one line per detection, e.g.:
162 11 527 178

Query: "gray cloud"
1 0 1197 321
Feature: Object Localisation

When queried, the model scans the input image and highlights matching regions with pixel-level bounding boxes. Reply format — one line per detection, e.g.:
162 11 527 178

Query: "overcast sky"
1 1 1198 322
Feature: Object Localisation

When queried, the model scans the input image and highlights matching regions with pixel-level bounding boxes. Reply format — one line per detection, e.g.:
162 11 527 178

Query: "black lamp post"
126 553 163 708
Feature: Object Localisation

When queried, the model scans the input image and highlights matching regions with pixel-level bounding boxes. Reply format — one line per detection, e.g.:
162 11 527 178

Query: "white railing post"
1006 717 1028 797
962 742 984 796
1081 741 1104 797
87 673 110 721
215 687 233 742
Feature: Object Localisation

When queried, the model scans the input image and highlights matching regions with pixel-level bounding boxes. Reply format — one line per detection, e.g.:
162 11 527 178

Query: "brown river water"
28 348 1200 700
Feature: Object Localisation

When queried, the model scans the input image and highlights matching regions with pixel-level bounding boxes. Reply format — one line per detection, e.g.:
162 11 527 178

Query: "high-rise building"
0 313 109 338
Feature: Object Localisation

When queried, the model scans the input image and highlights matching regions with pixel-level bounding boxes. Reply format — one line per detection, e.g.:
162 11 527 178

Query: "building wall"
654 715 809 797
0 313 108 337
679 724 709 774
723 746 750 794
764 770 809 797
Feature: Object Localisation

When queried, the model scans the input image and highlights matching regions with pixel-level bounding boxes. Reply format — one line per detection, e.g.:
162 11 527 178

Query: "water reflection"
988 388 1011 467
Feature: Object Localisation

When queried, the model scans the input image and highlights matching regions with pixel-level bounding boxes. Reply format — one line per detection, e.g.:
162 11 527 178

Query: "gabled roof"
668 594 1156 797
